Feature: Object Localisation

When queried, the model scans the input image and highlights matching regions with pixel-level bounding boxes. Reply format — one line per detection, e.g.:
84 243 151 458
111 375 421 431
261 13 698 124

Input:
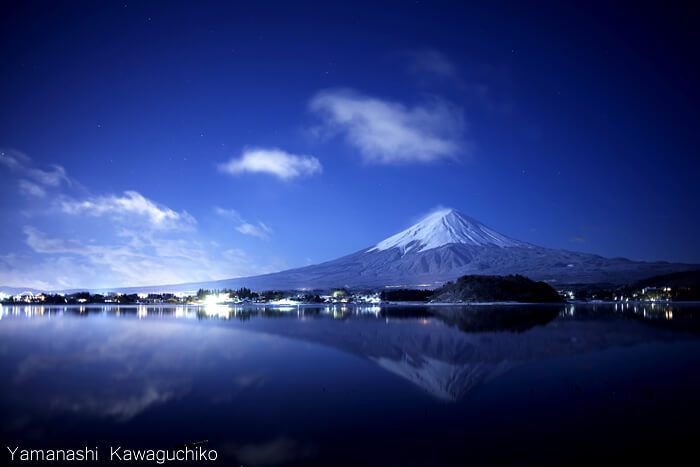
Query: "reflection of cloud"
225 437 316 466
211 371 268 405
2 318 259 423
53 384 177 423
233 372 265 388
310 89 465 164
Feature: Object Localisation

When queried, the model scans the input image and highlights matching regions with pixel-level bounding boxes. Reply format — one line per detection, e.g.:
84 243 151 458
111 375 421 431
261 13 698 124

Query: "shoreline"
3 300 699 308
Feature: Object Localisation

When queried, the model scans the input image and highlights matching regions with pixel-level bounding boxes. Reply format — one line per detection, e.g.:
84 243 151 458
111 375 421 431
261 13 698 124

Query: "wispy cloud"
14 225 279 290
406 48 458 80
218 148 322 180
236 222 272 240
310 89 465 164
222 248 247 261
0 148 30 169
18 180 46 198
216 207 273 240
60 191 196 231
24 226 90 254
569 235 586 243
1 148 72 196
29 165 70 187
214 207 243 222
404 50 517 116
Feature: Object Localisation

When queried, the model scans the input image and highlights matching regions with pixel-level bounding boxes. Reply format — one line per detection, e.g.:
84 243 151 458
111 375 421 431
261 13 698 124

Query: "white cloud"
216 207 273 240
310 89 465 164
60 191 196 231
18 180 46 198
218 148 322 180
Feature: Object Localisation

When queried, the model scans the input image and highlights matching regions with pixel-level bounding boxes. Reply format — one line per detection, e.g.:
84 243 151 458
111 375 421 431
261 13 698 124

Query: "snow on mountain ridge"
368 208 525 254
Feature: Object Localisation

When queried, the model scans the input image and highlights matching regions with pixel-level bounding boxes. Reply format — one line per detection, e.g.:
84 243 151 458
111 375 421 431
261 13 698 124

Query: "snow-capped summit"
369 208 525 254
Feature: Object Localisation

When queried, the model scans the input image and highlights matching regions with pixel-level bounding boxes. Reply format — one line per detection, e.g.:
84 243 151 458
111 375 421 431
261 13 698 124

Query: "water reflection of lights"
203 303 231 319
610 301 678 321
0 302 689 326
357 305 382 315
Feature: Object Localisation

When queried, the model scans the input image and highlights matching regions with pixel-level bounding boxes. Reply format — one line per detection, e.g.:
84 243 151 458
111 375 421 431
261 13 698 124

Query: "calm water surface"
1 303 699 465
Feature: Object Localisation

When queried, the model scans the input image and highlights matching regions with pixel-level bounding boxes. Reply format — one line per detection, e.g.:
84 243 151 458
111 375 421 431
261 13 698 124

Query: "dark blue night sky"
1 1 698 289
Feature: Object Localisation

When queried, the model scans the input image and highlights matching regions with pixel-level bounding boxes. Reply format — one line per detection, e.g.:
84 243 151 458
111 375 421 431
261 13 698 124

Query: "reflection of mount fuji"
240 306 688 401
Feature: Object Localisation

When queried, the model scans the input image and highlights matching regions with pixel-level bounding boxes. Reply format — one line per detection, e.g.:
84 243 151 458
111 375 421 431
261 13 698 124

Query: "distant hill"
431 274 564 303
633 270 700 288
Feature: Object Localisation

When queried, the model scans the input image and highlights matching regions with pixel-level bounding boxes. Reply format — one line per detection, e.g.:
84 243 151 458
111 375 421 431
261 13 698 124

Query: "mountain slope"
111 209 698 293
4 209 697 293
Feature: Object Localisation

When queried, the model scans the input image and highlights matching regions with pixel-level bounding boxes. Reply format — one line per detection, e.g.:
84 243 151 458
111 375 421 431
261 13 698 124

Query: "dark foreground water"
1 302 699 466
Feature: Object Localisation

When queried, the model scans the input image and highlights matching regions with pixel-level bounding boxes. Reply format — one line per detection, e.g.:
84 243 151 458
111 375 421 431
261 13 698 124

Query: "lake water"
1 302 699 465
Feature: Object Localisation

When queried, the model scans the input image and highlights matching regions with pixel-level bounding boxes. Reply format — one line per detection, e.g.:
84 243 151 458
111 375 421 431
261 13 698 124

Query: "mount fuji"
120 208 698 293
